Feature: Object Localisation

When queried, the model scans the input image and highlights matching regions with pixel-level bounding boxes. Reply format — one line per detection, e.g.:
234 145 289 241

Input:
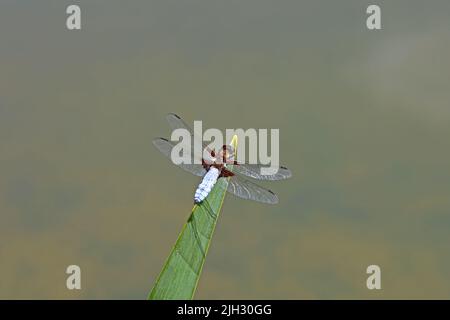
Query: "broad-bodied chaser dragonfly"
153 113 292 204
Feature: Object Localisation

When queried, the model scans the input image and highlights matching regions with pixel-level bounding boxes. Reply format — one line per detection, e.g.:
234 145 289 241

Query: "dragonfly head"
216 145 235 165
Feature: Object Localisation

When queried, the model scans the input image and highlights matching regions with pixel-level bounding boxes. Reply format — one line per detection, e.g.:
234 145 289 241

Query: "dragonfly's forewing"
166 113 214 159
166 113 196 135
232 164 292 181
153 137 206 177
224 174 279 204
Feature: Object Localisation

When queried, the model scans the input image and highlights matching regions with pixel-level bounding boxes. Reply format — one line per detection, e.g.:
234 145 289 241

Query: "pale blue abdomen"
194 167 220 203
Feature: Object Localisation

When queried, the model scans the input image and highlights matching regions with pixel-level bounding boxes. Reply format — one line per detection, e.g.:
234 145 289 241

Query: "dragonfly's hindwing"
194 167 220 203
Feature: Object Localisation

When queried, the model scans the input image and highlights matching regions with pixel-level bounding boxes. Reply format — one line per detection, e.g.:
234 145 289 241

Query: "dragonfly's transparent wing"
232 164 292 180
152 137 206 177
166 113 215 163
166 113 195 134
224 174 279 204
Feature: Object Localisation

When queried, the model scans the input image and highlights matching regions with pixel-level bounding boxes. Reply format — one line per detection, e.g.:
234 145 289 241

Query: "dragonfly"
153 113 292 205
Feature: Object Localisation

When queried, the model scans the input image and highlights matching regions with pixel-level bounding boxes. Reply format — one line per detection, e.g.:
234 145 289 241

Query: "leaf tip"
230 135 238 156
